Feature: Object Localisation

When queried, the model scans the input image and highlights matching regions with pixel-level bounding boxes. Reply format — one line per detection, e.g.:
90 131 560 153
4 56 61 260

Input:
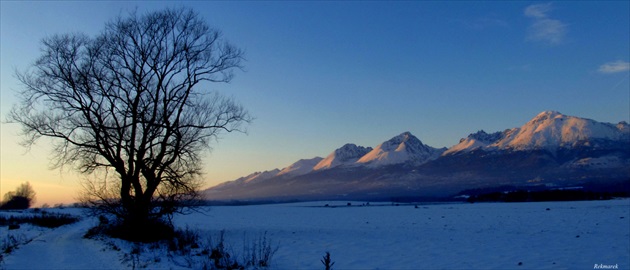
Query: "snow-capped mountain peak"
276 157 324 177
531 110 563 122
313 143 373 170
496 111 627 150
446 111 629 154
357 132 444 166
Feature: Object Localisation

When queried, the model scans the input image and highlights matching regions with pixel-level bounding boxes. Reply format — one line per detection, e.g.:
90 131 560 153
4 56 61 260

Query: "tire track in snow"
3 219 125 269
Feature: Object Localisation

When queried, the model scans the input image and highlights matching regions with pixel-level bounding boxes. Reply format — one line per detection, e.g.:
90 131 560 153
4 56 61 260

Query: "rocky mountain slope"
313 143 372 170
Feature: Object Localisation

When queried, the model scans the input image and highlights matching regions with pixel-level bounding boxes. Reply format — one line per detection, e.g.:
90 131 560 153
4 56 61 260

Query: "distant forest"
466 189 627 203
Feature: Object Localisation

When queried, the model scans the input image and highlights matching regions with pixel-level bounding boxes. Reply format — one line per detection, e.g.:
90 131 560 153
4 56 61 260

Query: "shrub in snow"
2 235 19 254
169 226 201 253
1 233 29 256
243 231 278 268
202 230 241 270
198 230 278 270
321 252 335 270
122 244 144 269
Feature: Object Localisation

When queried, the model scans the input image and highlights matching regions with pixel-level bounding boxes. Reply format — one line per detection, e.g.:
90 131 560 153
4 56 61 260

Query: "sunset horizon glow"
1 1 628 206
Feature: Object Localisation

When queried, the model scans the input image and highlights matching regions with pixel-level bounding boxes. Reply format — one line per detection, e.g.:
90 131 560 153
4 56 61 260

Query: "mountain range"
204 111 630 202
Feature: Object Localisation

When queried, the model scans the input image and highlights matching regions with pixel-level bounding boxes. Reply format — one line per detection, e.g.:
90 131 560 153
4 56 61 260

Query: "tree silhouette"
8 8 250 240
1 182 36 210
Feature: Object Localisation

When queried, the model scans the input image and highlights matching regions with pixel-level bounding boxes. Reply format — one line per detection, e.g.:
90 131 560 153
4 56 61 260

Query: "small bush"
321 252 335 270
1 233 29 255
243 231 278 268
2 235 20 254
207 230 243 270
198 230 278 270
169 226 200 253
122 244 145 269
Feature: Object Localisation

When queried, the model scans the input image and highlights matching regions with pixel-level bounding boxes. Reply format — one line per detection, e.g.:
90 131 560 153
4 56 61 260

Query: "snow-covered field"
2 199 629 269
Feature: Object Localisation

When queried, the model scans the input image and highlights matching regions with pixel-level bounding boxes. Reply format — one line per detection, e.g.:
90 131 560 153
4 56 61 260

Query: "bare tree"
8 8 250 240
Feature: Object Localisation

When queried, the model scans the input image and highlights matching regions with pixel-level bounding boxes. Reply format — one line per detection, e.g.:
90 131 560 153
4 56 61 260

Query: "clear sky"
1 1 629 206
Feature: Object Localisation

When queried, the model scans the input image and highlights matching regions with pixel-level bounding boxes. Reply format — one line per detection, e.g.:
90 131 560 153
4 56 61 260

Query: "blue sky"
1 1 629 205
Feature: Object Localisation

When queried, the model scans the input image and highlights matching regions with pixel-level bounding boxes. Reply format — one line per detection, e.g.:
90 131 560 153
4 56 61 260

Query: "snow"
446 111 630 154
444 130 505 155
312 155 341 171
1 209 124 269
443 137 488 155
496 111 626 151
3 199 628 269
276 157 323 177
357 132 443 167
313 144 372 171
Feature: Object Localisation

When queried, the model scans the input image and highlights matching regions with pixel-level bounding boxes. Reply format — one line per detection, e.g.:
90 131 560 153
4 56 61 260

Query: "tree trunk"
117 175 173 242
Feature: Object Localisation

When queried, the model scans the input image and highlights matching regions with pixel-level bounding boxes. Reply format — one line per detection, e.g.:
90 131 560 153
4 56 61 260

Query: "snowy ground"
2 199 629 269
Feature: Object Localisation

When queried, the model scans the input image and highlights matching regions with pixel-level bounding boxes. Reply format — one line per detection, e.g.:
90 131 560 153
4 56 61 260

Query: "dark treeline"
0 212 80 228
466 189 629 203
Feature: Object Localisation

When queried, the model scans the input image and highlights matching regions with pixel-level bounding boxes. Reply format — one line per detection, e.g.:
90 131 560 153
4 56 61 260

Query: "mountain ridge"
445 111 629 155
204 111 630 202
